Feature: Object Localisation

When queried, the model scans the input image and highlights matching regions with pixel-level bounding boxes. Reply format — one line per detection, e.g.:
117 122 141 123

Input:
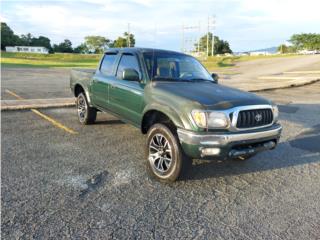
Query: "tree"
84 36 110 53
289 33 320 50
124 32 135 47
73 43 89 54
31 36 52 52
277 44 297 54
1 23 54 52
1 22 20 50
19 33 33 46
277 44 289 54
196 33 232 55
112 32 136 48
112 36 126 48
53 39 73 53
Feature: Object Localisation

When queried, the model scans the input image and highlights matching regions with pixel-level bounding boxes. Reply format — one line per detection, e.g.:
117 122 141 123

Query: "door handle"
110 84 116 89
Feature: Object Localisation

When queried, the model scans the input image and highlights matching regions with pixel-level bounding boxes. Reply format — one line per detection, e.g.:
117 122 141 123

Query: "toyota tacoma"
70 48 282 182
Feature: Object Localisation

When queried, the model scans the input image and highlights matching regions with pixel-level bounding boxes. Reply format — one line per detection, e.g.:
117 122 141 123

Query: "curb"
249 78 320 92
1 98 76 111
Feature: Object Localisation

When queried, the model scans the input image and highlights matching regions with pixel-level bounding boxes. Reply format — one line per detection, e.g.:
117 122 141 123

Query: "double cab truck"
70 48 282 182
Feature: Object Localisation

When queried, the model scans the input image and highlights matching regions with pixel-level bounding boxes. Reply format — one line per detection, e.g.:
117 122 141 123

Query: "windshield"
143 51 213 82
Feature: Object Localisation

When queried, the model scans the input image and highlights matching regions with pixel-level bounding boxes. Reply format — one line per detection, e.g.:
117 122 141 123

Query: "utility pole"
207 17 209 57
206 15 216 57
198 21 201 53
181 24 185 52
211 15 216 56
127 23 131 47
182 24 200 54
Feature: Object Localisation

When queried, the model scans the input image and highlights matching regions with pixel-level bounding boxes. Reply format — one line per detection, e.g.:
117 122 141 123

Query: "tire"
76 92 97 125
145 123 191 183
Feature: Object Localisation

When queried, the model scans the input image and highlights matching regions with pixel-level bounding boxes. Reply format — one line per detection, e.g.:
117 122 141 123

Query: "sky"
1 0 320 52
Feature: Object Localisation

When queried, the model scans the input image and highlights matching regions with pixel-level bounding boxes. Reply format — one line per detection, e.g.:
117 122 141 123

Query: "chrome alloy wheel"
148 133 173 174
77 94 87 123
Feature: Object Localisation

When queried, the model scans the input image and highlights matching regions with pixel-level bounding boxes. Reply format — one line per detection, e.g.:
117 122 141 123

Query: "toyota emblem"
255 113 262 122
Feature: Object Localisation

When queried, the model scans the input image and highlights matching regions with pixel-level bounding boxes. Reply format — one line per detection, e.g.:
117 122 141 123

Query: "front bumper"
177 124 282 159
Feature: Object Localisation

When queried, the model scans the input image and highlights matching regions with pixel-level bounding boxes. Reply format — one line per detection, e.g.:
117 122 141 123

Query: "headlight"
191 110 229 129
272 105 279 122
207 112 229 128
191 110 207 128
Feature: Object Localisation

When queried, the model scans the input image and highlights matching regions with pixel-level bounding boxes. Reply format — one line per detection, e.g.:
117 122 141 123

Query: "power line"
181 16 216 57
181 24 200 54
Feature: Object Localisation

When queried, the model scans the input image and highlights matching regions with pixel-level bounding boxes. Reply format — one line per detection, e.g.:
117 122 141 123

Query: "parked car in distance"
70 48 282 182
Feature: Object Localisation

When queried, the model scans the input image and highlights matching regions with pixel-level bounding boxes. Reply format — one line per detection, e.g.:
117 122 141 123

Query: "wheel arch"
73 83 92 106
141 106 185 134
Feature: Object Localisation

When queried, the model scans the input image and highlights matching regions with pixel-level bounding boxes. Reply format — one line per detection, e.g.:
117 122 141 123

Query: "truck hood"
152 81 271 110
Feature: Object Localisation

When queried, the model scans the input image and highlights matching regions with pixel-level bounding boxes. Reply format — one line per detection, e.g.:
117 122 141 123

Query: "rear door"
108 53 145 125
90 53 118 108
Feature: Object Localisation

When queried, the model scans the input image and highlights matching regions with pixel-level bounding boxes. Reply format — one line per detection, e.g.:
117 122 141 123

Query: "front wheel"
77 92 97 125
145 123 190 182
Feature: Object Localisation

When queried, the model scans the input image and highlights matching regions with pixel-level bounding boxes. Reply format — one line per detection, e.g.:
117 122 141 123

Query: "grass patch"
201 54 300 71
1 51 301 70
1 52 101 68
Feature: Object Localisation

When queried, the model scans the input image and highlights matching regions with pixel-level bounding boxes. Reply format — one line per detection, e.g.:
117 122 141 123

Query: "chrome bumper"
177 124 282 147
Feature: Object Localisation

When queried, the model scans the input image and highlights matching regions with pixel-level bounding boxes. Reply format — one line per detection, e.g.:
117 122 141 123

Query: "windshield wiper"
153 76 190 82
189 78 213 82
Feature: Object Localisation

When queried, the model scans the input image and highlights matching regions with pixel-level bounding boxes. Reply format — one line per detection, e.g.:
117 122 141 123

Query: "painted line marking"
284 71 320 74
5 89 77 134
31 109 77 134
5 89 24 100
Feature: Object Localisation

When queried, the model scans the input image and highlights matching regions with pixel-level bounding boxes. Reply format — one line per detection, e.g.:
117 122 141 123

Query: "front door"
108 54 144 125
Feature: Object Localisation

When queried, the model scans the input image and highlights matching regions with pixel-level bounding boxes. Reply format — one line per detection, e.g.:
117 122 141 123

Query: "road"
1 67 71 100
2 81 320 239
229 55 320 81
217 55 320 92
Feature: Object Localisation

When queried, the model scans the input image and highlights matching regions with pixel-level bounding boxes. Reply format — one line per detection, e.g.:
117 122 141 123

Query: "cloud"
2 0 320 51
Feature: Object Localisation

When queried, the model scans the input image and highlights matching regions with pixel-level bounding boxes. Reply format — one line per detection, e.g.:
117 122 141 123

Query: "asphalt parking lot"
2 79 320 239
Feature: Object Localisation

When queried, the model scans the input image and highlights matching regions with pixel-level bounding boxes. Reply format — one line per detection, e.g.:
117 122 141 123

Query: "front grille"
236 108 273 129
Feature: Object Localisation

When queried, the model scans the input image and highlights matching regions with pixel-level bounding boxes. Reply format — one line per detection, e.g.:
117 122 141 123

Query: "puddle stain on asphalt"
79 171 109 199
57 168 135 199
278 104 299 114
289 124 320 153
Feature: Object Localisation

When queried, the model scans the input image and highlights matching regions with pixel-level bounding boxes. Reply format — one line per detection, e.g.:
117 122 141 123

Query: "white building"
298 49 319 55
5 46 49 54
249 51 272 56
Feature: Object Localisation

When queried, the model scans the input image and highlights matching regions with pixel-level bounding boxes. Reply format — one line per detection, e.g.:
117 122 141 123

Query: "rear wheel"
146 123 190 182
77 92 96 125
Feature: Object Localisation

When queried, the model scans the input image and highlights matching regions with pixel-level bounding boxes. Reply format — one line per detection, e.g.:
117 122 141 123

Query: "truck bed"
70 68 95 82
70 68 96 95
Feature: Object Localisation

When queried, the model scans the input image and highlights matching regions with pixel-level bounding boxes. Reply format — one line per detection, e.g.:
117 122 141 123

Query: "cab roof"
104 47 187 56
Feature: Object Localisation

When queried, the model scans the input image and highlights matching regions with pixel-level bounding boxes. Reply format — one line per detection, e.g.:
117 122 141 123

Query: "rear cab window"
100 53 118 76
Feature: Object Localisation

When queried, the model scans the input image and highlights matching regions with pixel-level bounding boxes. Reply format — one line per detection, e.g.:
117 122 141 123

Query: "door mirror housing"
122 68 140 81
211 73 219 83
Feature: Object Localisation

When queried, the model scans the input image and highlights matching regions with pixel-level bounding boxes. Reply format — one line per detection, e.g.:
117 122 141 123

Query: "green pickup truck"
70 48 282 182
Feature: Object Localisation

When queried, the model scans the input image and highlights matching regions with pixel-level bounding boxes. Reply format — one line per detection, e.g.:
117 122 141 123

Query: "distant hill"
248 47 278 53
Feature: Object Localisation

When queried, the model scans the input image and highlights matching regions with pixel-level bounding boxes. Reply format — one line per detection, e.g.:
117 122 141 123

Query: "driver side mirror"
211 73 219 83
122 68 140 81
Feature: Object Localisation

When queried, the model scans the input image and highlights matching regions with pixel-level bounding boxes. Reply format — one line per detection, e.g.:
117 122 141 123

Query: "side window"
116 54 140 79
100 54 117 76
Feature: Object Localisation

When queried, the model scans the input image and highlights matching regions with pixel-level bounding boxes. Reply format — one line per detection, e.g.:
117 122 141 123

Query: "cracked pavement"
2 82 320 239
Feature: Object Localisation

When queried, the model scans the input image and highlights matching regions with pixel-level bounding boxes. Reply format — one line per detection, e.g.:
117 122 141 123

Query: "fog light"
200 147 221 156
